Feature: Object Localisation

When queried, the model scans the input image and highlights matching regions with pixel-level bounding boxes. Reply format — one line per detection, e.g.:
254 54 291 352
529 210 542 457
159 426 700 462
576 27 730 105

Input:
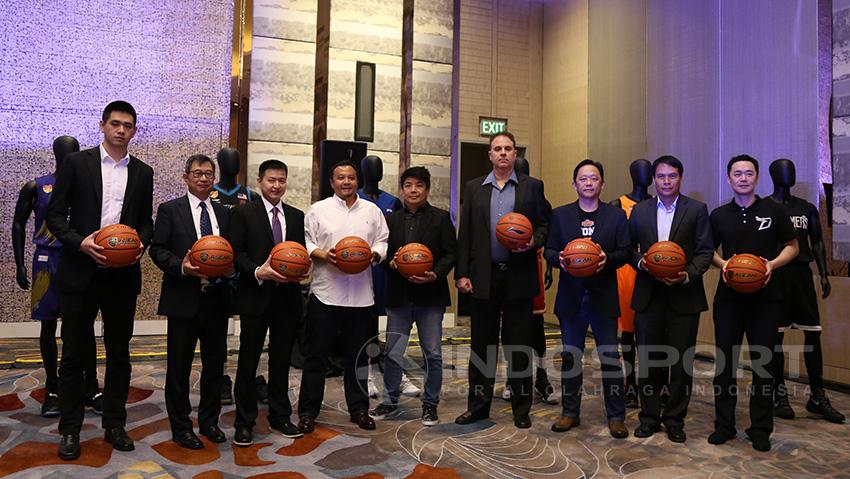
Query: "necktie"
199 202 213 237
272 207 283 244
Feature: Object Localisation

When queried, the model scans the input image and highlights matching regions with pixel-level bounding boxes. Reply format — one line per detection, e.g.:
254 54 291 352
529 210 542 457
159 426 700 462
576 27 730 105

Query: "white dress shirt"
261 195 287 240
657 196 678 242
187 192 221 238
305 194 389 307
99 143 130 228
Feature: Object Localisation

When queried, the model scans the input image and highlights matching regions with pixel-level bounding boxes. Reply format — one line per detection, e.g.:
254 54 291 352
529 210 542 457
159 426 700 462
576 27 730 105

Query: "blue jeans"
558 293 626 421
383 305 445 407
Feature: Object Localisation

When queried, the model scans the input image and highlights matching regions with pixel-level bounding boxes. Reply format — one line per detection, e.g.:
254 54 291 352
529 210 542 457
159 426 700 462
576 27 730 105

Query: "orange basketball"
396 243 434 278
270 241 311 279
335 236 372 274
643 241 686 279
189 235 234 277
725 253 768 294
95 224 141 268
496 212 533 250
562 238 602 278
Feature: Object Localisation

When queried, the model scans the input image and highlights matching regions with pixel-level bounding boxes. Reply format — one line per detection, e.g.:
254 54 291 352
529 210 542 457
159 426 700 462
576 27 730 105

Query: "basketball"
334 236 373 274
189 235 234 277
562 238 602 278
95 224 141 268
270 241 311 279
395 243 434 278
643 241 686 279
496 212 533 250
725 253 768 294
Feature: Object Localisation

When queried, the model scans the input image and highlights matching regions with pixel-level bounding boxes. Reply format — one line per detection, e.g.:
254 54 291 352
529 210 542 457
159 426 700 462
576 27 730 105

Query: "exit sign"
479 116 508 137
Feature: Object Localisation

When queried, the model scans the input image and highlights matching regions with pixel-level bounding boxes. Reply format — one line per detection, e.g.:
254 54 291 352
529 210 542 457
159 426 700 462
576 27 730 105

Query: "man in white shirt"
297 160 389 433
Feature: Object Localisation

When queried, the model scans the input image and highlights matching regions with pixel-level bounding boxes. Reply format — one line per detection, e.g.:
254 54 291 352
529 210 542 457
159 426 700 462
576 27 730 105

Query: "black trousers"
634 291 700 429
468 267 533 419
234 297 300 429
58 268 136 435
42 319 99 396
713 299 780 437
298 296 372 418
165 288 228 434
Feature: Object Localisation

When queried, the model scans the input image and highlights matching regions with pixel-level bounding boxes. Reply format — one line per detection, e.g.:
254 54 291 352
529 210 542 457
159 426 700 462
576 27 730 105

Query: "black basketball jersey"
772 196 819 264
210 183 257 209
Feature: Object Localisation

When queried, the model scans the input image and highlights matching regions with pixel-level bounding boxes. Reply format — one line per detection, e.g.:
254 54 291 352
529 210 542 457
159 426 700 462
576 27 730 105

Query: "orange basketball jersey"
616 195 637 333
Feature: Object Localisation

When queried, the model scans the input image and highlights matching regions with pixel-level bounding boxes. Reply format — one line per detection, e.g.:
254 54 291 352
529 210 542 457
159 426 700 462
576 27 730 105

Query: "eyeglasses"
189 170 215 179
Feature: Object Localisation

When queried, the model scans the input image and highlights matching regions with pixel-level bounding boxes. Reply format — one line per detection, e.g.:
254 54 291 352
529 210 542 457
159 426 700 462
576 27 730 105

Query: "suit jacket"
628 194 713 314
544 202 630 319
456 172 551 300
227 199 305 316
45 147 154 294
149 195 231 318
384 203 457 307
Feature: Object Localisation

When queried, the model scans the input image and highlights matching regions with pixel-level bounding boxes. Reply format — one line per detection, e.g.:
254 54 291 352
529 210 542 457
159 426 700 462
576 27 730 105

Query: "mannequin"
768 159 844 423
500 157 558 404
12 136 100 417
211 147 258 209
610 159 653 408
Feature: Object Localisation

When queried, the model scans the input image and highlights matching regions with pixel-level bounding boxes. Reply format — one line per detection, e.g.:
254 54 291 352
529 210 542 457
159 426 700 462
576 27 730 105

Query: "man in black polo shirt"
708 155 798 452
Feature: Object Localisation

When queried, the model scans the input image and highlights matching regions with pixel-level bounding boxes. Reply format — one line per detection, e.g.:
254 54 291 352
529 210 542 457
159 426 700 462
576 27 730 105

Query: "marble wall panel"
249 37 316 144
254 0 317 42
834 6 850 258
413 0 453 64
330 0 403 56
247 141 314 213
410 153 451 211
412 61 452 156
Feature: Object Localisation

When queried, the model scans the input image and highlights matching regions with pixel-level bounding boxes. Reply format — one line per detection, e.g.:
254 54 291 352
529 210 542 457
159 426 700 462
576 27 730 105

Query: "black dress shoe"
58 434 80 460
297 415 316 434
233 426 253 447
666 426 687 443
514 415 531 429
350 410 376 430
454 410 488 425
633 423 661 438
104 426 135 451
271 420 304 438
707 430 735 445
200 425 226 443
172 430 203 450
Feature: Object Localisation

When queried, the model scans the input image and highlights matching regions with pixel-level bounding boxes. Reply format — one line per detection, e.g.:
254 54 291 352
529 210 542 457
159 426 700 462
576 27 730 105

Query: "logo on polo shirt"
756 216 772 231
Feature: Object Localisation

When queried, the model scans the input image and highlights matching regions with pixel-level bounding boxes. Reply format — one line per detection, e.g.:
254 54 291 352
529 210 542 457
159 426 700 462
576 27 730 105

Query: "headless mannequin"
12 136 99 410
611 159 653 207
768 159 843 422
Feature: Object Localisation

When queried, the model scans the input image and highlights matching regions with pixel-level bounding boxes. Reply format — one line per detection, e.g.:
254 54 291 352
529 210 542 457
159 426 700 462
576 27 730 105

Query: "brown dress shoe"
608 420 629 439
551 416 580 432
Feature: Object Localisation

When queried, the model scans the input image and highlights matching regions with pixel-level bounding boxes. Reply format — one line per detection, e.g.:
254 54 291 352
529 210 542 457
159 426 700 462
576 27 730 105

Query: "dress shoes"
58 434 80 460
666 426 687 443
104 426 135 451
173 430 203 450
633 423 661 438
297 415 316 434
707 430 735 445
200 425 227 443
745 429 771 452
271 420 304 438
351 410 376 430
608 420 629 439
514 415 532 429
551 416 580 432
454 410 489 425
233 426 253 447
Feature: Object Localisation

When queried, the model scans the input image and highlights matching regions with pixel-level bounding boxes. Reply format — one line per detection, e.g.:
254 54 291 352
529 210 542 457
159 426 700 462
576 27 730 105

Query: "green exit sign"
479 116 508 137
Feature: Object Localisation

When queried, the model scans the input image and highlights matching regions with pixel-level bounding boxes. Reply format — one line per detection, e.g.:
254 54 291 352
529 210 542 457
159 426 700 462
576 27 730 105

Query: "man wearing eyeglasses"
149 155 232 449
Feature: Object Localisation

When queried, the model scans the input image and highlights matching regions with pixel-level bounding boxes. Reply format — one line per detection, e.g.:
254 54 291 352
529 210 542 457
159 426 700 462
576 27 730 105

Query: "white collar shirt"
99 143 130 228
187 192 221 238
261 195 286 241
657 196 679 242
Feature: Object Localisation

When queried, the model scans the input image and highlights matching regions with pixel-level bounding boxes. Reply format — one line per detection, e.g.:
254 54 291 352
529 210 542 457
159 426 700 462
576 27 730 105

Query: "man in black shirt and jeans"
708 155 798 452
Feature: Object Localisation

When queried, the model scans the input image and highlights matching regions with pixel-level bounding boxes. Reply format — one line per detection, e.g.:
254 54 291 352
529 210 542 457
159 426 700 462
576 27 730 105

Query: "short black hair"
652 155 683 176
102 100 137 125
572 159 604 182
400 166 431 189
259 159 288 178
184 154 215 173
331 159 358 177
488 131 516 149
727 154 759 175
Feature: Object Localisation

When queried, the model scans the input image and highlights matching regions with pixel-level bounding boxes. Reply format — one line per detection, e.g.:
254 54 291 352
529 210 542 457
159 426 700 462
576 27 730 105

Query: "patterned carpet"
0 333 849 478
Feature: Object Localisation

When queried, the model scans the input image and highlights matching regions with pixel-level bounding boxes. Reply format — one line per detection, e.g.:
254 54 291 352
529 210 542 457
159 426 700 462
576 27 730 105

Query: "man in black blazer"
545 159 630 439
149 154 232 449
368 166 456 426
454 132 551 429
46 101 153 460
229 159 306 447
628 155 713 443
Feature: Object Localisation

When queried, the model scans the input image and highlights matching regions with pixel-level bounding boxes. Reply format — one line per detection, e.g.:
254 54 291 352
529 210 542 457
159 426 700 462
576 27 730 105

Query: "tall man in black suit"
545 159 630 439
149 154 231 449
454 132 551 429
46 101 153 460
628 155 713 443
229 159 306 447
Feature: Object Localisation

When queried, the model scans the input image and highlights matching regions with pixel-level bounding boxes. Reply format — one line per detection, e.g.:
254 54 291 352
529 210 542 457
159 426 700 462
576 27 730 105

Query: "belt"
200 283 222 293
493 262 509 271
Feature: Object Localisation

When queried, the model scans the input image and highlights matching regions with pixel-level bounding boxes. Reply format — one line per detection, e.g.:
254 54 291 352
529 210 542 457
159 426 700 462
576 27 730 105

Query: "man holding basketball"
628 155 713 442
229 159 305 446
46 101 152 460
297 160 389 433
149 154 231 449
545 159 630 438
708 155 798 452
455 132 551 429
